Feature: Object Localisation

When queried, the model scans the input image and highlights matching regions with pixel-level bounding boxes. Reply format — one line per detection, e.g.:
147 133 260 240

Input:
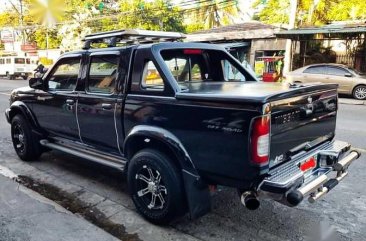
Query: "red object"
183 49 202 55
21 43 37 52
300 157 316 172
251 115 270 165
258 56 283 82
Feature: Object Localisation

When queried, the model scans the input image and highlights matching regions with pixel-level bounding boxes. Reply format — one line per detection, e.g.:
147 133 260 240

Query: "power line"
2 0 238 31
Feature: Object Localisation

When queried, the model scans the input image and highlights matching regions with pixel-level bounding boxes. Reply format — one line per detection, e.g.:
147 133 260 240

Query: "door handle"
102 103 112 110
66 99 75 105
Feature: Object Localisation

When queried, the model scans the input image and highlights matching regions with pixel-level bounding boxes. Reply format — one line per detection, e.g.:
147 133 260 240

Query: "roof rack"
82 29 186 49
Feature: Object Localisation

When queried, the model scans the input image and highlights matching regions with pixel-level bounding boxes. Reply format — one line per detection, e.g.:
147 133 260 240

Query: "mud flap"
182 169 211 219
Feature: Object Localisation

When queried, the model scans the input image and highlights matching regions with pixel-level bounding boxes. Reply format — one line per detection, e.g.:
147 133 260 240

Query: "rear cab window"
159 49 253 90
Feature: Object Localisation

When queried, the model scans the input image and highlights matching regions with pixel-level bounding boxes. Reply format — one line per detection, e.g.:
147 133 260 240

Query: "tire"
11 115 42 161
353 85 366 100
22 75 28 80
127 149 186 224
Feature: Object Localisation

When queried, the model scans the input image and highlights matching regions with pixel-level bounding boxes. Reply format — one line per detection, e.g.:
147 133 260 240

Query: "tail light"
251 115 271 166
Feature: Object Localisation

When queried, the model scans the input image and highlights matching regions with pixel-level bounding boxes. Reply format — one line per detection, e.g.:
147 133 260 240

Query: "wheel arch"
124 125 211 219
124 125 195 172
8 101 39 129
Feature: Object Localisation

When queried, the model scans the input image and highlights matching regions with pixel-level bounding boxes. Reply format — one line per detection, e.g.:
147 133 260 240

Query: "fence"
336 54 366 73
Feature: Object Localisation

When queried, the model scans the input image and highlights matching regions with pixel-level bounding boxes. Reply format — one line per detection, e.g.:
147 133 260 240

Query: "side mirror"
29 78 43 90
344 73 352 77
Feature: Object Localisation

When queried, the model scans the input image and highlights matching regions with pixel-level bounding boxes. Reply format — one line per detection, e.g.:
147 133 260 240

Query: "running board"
40 139 127 171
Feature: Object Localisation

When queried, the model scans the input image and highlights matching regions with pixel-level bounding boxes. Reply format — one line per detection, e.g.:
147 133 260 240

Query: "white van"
0 56 36 80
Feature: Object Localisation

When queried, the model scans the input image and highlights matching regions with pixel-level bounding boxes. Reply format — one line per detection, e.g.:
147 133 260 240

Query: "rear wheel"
22 75 28 80
127 149 186 224
11 115 42 161
353 85 366 100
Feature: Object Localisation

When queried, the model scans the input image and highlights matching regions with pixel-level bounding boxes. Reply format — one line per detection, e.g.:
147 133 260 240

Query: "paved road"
0 78 365 241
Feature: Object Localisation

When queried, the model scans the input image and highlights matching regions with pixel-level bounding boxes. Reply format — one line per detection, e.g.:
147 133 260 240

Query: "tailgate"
269 88 338 168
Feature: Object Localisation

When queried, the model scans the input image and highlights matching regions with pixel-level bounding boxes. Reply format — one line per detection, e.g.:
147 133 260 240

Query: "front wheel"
127 149 186 224
11 115 42 161
353 85 366 100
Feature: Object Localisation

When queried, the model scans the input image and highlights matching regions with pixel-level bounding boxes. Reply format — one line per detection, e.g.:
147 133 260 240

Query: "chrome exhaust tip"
241 192 260 210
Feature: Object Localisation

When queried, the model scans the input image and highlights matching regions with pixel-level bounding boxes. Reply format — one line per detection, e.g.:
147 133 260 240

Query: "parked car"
5 30 360 225
0 56 36 80
285 63 366 100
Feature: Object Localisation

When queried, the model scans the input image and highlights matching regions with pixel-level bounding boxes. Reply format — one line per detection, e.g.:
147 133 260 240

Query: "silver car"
285 63 366 100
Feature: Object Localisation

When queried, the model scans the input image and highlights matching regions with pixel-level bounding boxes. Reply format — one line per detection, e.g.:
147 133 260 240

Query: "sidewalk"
0 174 119 241
338 98 366 105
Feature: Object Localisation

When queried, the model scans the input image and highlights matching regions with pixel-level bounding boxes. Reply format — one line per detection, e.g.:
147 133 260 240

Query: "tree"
253 0 366 27
184 0 240 29
117 0 185 32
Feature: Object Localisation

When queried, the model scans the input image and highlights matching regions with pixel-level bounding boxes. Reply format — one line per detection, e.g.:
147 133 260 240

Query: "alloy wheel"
12 123 26 154
135 165 168 210
354 86 366 100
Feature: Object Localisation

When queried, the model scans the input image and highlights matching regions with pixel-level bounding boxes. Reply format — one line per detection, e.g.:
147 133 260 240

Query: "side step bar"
40 139 127 171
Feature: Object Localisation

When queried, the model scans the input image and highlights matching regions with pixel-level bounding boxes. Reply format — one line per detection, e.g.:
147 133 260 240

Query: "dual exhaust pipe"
240 150 360 210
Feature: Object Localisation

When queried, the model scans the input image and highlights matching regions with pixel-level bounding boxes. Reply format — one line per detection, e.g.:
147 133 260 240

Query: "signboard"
254 60 265 77
0 30 14 43
21 43 37 52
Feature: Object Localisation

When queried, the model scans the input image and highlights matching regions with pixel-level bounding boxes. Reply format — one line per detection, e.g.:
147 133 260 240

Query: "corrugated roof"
191 21 275 34
186 21 280 42
276 23 366 39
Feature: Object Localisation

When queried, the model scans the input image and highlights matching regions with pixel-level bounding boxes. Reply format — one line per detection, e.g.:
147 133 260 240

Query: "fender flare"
8 101 39 129
124 125 211 219
124 125 196 172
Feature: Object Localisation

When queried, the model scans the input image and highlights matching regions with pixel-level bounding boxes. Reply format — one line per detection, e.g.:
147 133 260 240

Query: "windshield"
160 49 255 88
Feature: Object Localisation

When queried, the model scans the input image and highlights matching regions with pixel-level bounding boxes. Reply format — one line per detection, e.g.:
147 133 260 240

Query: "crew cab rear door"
77 51 126 154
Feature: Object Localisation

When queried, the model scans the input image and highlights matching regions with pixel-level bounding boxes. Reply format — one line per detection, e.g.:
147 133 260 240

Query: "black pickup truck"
5 30 360 224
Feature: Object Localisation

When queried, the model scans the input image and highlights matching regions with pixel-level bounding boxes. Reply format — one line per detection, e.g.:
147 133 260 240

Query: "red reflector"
300 157 316 172
183 49 202 55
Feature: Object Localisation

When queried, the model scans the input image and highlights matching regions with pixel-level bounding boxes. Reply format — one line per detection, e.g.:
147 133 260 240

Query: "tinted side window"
303 66 326 74
327 67 349 76
6 59 11 64
48 58 80 91
222 60 246 81
88 55 118 94
0 59 4 64
141 60 164 91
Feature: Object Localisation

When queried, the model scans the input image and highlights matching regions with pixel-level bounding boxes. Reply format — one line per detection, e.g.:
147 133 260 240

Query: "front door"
77 53 124 154
31 56 82 141
325 66 354 93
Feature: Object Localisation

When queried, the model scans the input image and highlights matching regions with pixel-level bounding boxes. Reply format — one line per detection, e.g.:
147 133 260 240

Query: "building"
186 21 287 79
275 22 366 73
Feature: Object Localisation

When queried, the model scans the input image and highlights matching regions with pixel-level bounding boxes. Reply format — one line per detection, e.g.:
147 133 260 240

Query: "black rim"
135 164 168 210
12 122 26 154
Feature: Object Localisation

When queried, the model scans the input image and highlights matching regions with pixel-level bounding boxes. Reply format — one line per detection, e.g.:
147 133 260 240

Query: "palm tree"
182 0 240 29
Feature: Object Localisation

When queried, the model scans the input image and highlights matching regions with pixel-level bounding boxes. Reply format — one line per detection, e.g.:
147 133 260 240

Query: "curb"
338 98 366 106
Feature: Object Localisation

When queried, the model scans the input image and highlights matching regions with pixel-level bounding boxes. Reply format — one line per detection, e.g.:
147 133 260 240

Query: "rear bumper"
259 140 360 206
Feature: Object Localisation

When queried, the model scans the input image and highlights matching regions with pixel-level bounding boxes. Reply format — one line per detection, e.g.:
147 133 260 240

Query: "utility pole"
19 0 25 44
283 0 297 75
